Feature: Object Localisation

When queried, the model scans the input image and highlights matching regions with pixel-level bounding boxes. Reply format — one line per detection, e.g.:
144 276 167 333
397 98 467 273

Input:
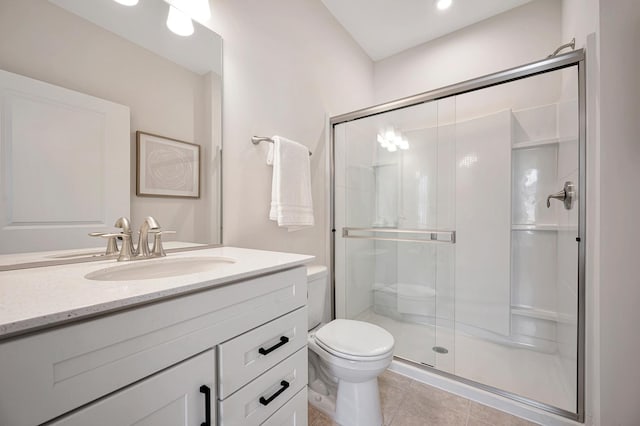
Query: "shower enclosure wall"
331 51 585 421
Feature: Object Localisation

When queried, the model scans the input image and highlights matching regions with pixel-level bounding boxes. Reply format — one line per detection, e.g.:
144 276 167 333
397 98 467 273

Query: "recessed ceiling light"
113 0 139 6
436 0 452 11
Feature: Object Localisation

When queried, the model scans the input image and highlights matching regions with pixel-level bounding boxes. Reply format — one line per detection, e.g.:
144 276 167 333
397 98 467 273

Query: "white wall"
373 0 562 104
562 0 598 49
597 1 640 425
207 0 374 265
559 0 640 424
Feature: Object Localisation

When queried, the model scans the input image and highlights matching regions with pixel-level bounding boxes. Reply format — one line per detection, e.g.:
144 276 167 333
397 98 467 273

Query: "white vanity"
0 247 312 426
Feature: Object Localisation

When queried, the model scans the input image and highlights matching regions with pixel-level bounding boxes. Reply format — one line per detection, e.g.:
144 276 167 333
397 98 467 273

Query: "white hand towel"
267 136 314 231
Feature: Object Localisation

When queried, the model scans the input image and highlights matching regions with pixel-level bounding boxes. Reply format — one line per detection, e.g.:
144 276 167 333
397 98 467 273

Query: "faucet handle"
149 230 175 257
88 232 119 256
105 233 134 261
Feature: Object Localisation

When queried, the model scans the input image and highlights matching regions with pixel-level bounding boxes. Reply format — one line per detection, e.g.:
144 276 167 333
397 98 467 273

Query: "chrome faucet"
137 216 161 258
90 216 172 261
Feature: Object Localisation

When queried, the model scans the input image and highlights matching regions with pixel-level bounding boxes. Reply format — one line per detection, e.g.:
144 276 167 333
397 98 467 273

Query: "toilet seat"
314 319 394 361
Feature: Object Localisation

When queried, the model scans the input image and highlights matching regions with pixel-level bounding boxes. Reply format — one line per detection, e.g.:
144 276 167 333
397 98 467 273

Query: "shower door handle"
546 181 575 210
342 227 456 244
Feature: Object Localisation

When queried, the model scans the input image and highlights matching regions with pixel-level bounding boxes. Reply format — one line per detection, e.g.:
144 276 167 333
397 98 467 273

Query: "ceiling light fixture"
113 0 139 6
436 0 452 11
166 5 194 37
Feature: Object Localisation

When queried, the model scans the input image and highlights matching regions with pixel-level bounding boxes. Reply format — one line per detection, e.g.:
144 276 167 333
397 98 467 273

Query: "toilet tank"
307 265 328 330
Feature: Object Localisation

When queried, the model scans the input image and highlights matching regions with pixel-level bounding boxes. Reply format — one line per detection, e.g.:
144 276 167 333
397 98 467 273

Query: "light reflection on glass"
524 169 538 187
377 127 410 152
418 175 429 227
458 154 478 168
522 168 539 223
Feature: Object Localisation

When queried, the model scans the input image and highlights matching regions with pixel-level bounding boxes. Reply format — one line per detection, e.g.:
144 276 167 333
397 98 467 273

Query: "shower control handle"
547 181 575 210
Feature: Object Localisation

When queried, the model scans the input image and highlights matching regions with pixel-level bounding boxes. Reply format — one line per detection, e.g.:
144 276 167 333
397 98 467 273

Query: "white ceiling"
321 0 534 61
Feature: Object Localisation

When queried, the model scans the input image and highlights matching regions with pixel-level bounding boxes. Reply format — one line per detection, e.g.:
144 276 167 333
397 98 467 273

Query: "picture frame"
136 131 200 198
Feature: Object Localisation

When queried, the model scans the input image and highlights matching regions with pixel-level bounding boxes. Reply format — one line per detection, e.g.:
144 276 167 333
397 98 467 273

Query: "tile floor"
308 370 539 426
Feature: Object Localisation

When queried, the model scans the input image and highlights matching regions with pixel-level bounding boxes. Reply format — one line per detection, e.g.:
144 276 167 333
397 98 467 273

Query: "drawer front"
0 266 306 426
261 388 308 426
218 348 308 426
218 306 308 398
48 350 215 426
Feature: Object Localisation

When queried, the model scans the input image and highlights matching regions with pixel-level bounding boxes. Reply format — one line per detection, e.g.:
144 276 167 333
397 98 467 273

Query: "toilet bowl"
307 266 394 426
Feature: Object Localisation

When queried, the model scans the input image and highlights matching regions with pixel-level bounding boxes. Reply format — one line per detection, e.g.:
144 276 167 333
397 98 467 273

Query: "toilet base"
308 387 336 418
334 377 383 426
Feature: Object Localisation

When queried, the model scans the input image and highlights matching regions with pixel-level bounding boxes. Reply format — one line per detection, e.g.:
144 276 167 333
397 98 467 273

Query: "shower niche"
333 56 583 418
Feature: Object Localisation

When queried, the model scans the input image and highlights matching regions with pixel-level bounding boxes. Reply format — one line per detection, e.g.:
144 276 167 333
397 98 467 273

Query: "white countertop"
0 246 314 340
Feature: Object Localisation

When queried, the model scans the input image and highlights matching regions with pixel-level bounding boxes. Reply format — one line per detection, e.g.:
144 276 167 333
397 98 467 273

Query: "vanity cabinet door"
48 350 216 426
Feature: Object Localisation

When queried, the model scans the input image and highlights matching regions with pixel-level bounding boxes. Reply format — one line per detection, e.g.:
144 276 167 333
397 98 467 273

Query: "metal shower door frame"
329 49 586 422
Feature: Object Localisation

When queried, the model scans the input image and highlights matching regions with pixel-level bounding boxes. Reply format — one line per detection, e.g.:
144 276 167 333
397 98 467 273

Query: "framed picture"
136 131 200 198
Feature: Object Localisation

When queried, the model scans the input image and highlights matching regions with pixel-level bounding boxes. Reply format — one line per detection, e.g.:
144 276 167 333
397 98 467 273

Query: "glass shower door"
451 67 580 413
332 54 584 419
333 99 455 370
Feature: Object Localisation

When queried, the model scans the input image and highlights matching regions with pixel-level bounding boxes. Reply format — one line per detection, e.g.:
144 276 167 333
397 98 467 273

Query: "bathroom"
0 0 638 425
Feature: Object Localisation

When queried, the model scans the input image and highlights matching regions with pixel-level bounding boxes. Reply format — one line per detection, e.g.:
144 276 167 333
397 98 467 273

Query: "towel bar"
252 136 312 156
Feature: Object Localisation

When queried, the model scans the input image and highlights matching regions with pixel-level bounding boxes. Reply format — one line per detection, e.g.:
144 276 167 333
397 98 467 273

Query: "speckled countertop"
0 246 313 340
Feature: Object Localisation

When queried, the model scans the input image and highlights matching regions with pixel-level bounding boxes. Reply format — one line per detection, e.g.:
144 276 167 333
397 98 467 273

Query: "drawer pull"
258 336 289 356
259 380 290 406
199 385 211 426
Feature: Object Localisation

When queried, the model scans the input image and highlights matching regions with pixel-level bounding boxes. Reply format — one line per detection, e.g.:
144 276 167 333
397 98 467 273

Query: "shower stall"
330 50 585 421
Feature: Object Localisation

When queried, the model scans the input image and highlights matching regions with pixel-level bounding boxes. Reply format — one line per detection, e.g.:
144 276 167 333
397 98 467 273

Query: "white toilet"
307 265 394 426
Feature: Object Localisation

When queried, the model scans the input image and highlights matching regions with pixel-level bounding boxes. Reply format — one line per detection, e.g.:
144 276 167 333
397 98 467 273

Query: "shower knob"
546 181 575 210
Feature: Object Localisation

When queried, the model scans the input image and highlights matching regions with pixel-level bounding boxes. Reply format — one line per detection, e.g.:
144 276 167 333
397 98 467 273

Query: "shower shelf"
511 136 576 150
511 306 577 325
511 224 578 232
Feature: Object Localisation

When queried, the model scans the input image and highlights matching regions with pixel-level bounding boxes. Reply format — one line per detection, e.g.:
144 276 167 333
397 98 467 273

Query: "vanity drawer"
261 388 308 426
218 347 307 426
218 306 308 398
0 266 306 426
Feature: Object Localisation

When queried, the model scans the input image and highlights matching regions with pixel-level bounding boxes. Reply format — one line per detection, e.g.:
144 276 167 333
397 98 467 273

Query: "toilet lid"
314 319 394 359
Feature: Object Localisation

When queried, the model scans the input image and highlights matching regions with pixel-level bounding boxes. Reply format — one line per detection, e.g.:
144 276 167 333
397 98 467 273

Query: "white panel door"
48 350 215 426
0 69 130 254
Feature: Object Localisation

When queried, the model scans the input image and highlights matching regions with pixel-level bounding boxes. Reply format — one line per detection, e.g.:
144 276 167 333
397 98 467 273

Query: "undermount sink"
84 256 237 281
